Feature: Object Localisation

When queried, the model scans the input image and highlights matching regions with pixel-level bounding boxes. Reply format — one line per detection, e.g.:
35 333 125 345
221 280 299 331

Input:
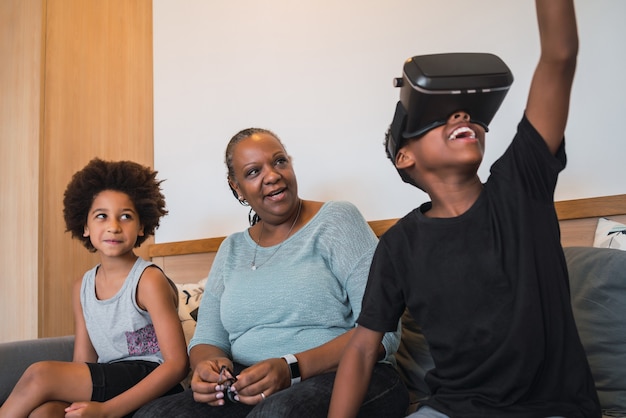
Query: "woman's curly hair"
63 158 168 252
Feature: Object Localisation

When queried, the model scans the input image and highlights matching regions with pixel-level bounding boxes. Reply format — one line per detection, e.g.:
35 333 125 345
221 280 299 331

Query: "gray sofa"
0 335 74 404
1 247 625 417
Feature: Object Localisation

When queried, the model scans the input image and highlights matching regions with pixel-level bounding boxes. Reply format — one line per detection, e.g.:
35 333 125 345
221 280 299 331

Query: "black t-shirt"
359 116 600 418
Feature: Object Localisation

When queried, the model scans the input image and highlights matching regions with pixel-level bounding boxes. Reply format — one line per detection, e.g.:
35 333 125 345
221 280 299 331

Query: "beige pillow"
593 218 626 250
175 278 206 388
176 278 206 345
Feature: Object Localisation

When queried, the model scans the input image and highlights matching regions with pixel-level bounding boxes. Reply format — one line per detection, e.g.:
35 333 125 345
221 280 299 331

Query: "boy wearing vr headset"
329 0 601 417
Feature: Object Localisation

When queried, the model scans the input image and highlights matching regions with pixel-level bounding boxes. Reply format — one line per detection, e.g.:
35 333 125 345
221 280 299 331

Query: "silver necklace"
250 199 302 270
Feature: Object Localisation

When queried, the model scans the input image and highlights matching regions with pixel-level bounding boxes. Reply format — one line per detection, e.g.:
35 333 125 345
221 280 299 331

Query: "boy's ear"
83 226 90 237
138 224 145 237
395 147 415 170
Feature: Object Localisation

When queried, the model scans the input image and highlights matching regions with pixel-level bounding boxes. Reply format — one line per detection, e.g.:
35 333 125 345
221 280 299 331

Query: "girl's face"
229 133 299 226
83 190 144 258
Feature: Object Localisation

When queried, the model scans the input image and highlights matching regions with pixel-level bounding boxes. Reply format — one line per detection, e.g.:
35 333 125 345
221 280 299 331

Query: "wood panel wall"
0 0 45 342
0 0 154 342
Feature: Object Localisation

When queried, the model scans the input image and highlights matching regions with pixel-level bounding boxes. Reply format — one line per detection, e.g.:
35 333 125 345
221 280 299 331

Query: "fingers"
189 358 288 406
231 358 288 405
193 387 229 407
190 359 235 406
64 401 98 417
65 402 86 413
234 390 268 405
193 359 231 383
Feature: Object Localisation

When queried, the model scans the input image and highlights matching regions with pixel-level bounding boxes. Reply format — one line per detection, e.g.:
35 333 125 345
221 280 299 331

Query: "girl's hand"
190 358 234 406
231 358 291 405
64 401 106 417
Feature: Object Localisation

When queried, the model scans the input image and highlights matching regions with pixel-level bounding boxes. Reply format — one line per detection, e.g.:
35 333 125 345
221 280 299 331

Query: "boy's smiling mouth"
448 126 476 141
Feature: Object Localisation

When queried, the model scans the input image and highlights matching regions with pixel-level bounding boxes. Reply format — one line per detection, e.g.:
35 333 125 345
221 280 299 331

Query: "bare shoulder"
136 264 177 310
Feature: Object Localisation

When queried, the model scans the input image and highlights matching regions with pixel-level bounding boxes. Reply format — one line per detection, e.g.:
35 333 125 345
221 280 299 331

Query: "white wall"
153 0 626 243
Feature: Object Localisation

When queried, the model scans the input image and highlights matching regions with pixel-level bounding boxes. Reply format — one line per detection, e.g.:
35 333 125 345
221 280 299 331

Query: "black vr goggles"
386 53 514 166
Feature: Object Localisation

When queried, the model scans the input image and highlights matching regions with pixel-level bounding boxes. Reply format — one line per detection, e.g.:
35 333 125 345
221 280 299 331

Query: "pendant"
251 264 257 271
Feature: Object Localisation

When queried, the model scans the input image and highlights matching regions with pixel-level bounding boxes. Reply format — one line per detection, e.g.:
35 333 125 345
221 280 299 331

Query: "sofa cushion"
564 246 626 415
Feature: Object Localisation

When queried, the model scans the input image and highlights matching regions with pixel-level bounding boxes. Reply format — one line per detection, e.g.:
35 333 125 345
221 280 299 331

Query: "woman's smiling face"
229 132 299 226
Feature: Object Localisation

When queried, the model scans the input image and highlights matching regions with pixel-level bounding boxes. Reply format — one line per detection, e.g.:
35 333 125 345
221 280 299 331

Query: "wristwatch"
281 354 301 385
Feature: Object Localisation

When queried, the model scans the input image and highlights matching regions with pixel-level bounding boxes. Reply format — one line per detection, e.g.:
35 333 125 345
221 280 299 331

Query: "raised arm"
525 0 578 154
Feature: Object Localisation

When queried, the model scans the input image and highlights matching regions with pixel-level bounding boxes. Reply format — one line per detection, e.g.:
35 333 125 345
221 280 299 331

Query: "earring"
248 207 260 226
238 196 249 206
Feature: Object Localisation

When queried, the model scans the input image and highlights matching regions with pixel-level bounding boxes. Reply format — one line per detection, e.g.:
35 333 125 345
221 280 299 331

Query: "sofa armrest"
0 335 74 405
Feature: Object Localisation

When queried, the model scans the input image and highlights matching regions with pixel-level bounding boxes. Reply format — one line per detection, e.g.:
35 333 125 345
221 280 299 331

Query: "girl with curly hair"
0 158 189 418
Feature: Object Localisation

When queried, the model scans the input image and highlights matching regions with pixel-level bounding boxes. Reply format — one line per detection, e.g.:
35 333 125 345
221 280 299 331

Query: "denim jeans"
134 362 408 418
407 406 566 418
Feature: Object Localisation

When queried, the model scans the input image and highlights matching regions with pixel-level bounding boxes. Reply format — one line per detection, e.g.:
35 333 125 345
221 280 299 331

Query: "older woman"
136 128 408 417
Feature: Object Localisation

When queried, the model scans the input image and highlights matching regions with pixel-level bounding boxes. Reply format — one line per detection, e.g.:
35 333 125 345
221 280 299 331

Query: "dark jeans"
134 362 409 418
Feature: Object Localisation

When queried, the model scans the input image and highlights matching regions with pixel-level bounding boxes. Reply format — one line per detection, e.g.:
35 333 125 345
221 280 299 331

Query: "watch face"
289 362 301 379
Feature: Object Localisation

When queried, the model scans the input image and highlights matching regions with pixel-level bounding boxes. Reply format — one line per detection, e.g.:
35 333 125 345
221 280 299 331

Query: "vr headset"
386 52 514 163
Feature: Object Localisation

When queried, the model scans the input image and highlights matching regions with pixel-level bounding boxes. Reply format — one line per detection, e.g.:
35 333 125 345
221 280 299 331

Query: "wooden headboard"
149 194 626 284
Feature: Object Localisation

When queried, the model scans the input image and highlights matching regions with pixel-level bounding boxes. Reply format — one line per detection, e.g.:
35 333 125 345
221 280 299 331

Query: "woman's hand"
231 358 291 405
190 357 234 406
